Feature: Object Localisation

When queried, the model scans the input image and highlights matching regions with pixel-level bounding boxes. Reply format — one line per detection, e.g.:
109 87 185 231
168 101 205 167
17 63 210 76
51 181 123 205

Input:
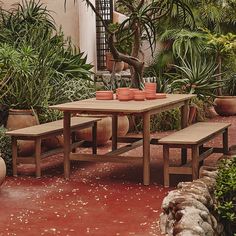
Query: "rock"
159 165 222 236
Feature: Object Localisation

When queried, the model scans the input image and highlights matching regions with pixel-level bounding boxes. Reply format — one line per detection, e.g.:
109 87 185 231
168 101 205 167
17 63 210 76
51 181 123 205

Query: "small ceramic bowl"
129 88 139 100
134 90 146 101
145 82 157 91
96 91 113 100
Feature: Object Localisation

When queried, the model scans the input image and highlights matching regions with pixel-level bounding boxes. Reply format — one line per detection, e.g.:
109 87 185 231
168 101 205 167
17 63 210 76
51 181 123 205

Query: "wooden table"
50 94 195 185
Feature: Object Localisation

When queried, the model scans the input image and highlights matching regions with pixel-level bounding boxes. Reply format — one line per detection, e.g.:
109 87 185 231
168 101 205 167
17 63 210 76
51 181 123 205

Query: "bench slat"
6 117 100 137
158 122 231 145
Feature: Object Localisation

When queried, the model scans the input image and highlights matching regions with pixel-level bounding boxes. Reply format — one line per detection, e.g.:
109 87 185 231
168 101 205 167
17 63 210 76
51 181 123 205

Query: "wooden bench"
6 117 100 178
158 122 231 187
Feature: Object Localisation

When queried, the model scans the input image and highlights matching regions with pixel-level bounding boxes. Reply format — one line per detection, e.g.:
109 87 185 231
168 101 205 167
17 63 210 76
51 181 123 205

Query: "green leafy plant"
0 0 93 115
215 157 236 235
0 126 12 175
167 55 223 102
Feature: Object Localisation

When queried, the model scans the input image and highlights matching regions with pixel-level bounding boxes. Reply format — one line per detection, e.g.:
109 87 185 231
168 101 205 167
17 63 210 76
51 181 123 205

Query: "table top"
50 94 195 114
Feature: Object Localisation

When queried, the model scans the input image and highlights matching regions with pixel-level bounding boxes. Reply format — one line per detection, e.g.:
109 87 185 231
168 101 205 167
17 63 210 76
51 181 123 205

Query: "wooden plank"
107 139 143 156
158 122 231 145
6 117 100 137
40 141 84 159
17 157 35 164
70 153 142 163
169 166 192 175
12 137 18 177
117 136 143 143
112 115 118 151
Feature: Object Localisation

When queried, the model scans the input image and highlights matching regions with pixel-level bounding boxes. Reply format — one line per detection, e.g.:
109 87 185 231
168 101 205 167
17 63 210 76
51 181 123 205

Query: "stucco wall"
1 0 97 69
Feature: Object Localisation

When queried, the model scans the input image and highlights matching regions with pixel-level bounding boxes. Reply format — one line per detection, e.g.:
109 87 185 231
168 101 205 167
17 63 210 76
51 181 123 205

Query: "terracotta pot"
105 52 124 73
145 82 157 92
96 91 113 100
188 106 197 124
214 96 236 116
123 62 129 70
6 109 40 156
6 109 39 130
117 116 129 137
43 135 64 150
76 115 129 145
134 91 146 101
0 157 6 185
76 115 112 145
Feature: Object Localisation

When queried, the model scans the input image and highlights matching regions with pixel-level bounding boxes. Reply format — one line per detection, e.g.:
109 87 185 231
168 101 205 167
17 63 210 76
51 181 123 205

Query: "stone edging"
159 166 224 236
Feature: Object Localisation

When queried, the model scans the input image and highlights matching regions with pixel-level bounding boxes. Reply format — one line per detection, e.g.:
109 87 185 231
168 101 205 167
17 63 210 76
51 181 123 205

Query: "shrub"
215 157 236 235
0 126 12 175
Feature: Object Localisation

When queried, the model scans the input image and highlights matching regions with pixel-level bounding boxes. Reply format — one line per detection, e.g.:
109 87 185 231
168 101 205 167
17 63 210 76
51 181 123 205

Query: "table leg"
92 122 97 154
12 137 18 177
143 112 151 185
112 115 118 151
181 101 189 165
35 137 41 178
63 112 71 179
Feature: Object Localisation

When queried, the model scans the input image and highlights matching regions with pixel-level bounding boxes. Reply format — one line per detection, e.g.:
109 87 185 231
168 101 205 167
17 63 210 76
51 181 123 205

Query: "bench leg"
112 115 118 151
35 138 42 178
223 128 229 154
92 122 97 155
192 145 199 180
12 137 18 177
163 145 170 187
71 132 76 153
181 101 188 165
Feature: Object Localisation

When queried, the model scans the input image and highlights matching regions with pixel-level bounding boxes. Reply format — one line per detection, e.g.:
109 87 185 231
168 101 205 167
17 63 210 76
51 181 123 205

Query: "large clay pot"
105 52 124 73
0 157 6 185
214 96 236 116
76 115 112 145
76 115 129 145
6 109 39 156
117 115 129 137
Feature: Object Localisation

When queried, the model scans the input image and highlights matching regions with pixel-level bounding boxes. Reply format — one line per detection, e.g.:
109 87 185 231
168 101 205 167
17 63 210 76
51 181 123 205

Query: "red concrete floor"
0 116 235 236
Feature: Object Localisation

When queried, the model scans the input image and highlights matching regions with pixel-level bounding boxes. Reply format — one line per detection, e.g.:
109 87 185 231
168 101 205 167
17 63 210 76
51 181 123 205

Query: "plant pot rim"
216 96 236 99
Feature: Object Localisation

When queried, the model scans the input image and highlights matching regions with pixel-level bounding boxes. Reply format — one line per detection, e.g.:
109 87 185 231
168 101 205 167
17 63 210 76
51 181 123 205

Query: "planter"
188 105 197 124
75 115 129 145
0 157 6 185
214 96 236 116
76 115 112 145
105 52 124 73
6 109 40 156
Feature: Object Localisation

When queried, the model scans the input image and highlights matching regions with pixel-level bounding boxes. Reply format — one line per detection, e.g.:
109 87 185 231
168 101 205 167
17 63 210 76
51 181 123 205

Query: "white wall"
78 0 97 70
1 0 97 70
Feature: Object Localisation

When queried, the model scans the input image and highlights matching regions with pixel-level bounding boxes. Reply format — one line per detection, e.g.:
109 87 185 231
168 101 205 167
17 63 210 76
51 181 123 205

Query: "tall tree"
66 0 193 88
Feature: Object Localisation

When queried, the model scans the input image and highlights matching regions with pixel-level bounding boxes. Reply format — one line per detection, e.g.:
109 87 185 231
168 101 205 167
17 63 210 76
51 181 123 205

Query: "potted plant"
214 74 236 116
0 0 94 153
167 54 223 123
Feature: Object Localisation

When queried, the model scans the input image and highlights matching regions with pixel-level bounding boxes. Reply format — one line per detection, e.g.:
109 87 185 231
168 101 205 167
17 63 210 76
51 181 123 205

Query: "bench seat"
158 122 231 187
6 117 100 177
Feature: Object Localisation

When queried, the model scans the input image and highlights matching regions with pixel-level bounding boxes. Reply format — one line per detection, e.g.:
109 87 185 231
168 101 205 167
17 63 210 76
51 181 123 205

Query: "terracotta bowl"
96 91 114 100
129 88 139 100
134 91 146 101
145 82 157 91
118 94 131 101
